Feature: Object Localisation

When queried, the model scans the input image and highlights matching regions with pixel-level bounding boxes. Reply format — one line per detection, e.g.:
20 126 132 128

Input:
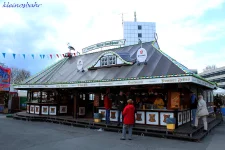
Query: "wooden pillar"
73 91 77 119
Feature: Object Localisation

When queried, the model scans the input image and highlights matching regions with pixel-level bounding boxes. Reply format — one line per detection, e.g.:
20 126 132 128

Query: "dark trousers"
105 109 110 124
118 110 123 125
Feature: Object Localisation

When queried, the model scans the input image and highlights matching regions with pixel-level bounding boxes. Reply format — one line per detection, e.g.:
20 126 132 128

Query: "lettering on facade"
128 81 143 85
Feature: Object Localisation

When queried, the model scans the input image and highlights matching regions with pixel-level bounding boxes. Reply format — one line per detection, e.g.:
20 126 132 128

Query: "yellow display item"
167 124 175 130
94 119 101 123
154 98 165 109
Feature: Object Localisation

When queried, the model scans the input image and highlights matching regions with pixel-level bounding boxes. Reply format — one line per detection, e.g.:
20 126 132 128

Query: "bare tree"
203 65 217 72
10 67 31 84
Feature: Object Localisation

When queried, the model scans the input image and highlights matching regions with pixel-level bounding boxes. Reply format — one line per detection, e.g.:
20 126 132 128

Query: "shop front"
14 40 215 129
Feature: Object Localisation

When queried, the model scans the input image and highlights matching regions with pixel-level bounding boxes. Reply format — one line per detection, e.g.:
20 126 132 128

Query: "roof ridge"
20 58 65 84
151 40 192 74
33 58 69 84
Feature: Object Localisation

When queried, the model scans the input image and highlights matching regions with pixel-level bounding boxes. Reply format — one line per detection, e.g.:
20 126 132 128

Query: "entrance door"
86 93 94 118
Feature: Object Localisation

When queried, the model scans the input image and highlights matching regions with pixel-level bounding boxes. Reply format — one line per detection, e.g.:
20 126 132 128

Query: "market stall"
14 40 215 129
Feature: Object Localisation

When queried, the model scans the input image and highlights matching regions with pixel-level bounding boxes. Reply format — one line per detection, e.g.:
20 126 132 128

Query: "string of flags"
1 52 78 59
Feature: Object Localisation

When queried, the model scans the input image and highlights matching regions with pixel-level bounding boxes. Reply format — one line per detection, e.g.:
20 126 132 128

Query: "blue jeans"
192 109 197 125
122 124 133 139
105 109 110 124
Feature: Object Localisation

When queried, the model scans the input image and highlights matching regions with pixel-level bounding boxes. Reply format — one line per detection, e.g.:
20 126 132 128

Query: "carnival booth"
14 40 215 129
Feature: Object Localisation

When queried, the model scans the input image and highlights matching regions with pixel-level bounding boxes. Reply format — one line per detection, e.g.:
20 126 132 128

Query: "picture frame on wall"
60 106 67 114
49 106 56 115
79 107 85 115
42 106 48 115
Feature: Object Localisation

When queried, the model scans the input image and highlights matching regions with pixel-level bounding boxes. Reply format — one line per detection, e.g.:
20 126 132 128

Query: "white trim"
14 76 214 89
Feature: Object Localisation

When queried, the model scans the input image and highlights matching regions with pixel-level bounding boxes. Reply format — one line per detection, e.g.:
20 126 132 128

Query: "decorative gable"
88 51 135 70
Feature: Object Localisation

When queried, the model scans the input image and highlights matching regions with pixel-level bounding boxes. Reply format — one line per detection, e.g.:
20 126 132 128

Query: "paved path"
0 114 224 150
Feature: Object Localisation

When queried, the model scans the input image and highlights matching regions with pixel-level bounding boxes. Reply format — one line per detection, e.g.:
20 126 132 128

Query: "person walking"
116 91 126 126
190 92 198 126
120 99 135 140
193 95 209 132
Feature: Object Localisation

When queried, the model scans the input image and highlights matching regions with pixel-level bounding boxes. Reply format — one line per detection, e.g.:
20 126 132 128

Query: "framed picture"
60 106 67 113
49 106 56 115
42 106 48 115
27 105 29 113
79 107 85 115
30 105 34 114
35 106 40 114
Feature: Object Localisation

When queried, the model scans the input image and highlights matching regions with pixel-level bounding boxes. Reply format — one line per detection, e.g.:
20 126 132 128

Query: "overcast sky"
0 0 225 75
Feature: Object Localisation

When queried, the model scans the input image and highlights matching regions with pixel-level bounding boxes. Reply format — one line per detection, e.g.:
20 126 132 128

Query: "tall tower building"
123 12 156 46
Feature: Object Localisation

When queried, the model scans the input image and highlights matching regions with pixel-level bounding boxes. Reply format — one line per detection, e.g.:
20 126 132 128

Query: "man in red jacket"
104 93 112 124
120 99 135 140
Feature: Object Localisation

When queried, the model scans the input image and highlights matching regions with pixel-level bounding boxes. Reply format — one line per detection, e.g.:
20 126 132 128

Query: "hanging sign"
82 39 126 53
136 48 147 63
0 66 11 91
77 59 83 71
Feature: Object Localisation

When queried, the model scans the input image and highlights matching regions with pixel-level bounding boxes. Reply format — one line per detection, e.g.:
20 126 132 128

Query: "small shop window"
108 55 116 65
89 94 95 100
101 56 108 66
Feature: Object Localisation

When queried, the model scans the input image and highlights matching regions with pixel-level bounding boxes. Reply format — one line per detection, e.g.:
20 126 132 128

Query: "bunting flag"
23 54 25 59
2 53 6 58
0 52 79 59
13 53 16 59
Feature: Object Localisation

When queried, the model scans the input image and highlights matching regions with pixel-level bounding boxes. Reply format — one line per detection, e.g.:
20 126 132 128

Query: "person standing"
190 92 198 126
120 99 135 140
193 95 209 132
116 91 126 126
104 92 112 125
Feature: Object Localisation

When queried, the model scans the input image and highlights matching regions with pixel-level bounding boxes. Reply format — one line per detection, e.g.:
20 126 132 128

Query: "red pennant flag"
62 54 65 57
50 54 52 59
74 53 76 56
56 54 59 58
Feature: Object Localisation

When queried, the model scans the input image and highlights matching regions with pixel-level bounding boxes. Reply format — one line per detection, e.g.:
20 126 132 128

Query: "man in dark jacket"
190 92 197 126
116 91 127 126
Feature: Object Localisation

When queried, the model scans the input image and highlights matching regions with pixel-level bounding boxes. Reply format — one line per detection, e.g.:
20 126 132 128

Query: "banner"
82 39 126 53
0 66 11 91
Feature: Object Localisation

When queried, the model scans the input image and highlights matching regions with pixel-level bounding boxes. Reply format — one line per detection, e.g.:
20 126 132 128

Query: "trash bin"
221 108 225 116
94 113 101 123
166 118 176 130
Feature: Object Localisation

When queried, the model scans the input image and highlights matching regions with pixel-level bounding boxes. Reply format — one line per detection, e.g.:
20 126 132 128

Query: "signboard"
82 39 126 53
0 66 11 91
136 48 147 63
170 92 180 109
77 59 83 71
94 94 99 107
14 76 214 89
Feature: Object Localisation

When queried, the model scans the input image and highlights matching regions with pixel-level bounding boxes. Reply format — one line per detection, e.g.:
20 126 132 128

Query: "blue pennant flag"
42 54 45 59
40 54 42 59
12 53 16 59
22 54 25 59
31 54 34 59
2 53 6 58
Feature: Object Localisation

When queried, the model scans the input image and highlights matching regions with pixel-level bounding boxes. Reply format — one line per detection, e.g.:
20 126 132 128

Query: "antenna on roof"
134 11 137 22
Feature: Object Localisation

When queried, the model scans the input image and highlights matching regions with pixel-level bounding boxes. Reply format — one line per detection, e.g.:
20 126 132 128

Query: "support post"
73 91 77 119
